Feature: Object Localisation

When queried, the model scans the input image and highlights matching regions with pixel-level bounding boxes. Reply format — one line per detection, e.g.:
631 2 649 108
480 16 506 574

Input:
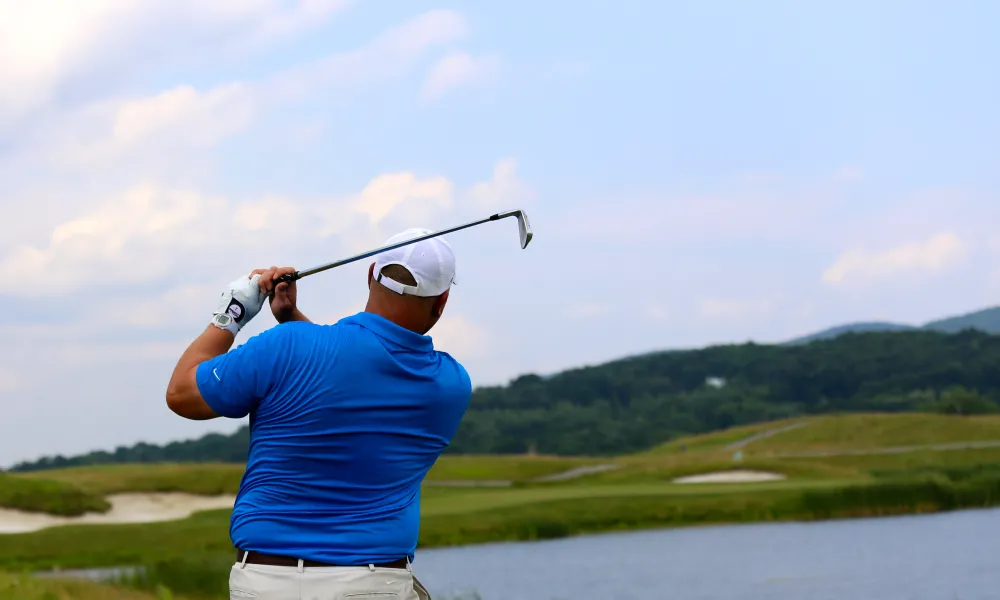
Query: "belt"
237 549 408 569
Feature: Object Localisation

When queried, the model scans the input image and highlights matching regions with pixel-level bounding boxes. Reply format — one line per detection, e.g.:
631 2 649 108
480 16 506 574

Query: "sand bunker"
0 493 236 534
672 470 786 484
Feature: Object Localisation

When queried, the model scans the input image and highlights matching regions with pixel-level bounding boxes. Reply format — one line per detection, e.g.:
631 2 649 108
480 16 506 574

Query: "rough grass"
644 420 799 455
426 454 596 482
0 571 198 600
0 474 110 517
9 455 592 503
13 464 246 497
746 413 1000 453
643 413 1000 457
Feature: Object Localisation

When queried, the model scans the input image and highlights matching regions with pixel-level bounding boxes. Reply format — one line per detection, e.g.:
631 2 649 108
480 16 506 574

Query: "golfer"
165 229 471 599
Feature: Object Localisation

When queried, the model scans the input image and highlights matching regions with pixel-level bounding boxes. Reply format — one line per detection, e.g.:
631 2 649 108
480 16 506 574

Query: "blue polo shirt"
194 311 472 565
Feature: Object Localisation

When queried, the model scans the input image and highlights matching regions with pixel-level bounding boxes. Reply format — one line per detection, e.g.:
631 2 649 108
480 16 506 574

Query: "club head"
497 209 533 249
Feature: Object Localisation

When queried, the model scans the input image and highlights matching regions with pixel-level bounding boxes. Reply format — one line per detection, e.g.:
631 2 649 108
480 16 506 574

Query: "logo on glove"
226 299 245 322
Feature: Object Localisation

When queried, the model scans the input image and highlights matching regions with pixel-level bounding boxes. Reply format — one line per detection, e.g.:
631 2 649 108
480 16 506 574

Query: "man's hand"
211 273 268 336
251 266 311 324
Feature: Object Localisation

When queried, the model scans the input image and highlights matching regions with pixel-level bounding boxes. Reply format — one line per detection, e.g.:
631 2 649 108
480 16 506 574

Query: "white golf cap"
372 228 456 297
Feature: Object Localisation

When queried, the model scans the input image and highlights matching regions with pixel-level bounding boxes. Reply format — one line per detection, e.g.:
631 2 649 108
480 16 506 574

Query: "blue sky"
1 1 999 466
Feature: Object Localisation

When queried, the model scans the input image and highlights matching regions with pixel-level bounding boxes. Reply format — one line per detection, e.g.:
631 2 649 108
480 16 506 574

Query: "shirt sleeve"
195 325 291 419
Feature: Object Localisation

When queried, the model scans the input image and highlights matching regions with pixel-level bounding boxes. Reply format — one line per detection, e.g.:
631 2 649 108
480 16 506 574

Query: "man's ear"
367 263 375 287
435 289 450 317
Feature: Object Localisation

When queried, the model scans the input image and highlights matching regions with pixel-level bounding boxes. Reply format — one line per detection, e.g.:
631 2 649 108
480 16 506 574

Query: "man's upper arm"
195 326 292 418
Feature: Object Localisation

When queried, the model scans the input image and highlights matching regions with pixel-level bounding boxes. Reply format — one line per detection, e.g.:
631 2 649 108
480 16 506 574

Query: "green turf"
0 473 110 516
425 454 596 482
643 420 800 454
13 464 246 497
0 570 197 600
744 413 1000 453
10 455 591 503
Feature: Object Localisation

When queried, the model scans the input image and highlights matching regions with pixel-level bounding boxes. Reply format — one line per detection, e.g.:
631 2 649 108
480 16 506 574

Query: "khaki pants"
228 559 433 599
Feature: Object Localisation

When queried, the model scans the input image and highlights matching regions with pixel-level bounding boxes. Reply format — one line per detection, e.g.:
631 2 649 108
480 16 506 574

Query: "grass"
0 474 110 517
14 464 245 497
742 413 1000 453
425 454 595 482
644 419 803 454
9 454 590 504
0 570 197 600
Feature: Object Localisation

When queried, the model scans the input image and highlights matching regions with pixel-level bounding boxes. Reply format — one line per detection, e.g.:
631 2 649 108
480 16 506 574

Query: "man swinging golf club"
165 228 471 599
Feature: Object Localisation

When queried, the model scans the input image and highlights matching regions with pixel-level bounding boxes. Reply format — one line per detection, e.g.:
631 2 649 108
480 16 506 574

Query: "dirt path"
723 421 811 451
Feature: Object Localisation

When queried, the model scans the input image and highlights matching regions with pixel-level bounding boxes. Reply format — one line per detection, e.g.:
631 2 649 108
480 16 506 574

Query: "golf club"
273 209 533 286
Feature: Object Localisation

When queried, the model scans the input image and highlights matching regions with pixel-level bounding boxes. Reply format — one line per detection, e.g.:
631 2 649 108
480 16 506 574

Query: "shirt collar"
345 311 435 352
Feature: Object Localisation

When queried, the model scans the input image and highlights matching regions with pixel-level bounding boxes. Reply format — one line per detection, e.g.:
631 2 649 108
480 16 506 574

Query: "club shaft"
282 213 508 283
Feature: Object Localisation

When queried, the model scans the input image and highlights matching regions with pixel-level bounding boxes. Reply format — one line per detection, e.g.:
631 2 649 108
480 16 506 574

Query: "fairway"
420 479 845 517
644 413 1000 456
745 413 1000 453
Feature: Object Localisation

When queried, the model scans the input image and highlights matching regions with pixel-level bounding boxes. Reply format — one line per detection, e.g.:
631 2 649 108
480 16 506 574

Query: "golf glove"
210 273 267 336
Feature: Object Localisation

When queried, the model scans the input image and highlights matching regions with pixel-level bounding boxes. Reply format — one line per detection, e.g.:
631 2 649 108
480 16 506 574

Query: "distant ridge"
9 305 1000 470
924 306 1000 333
787 322 916 345
787 306 1000 344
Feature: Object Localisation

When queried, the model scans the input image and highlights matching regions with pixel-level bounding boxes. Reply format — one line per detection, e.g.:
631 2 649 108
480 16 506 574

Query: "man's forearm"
175 325 235 371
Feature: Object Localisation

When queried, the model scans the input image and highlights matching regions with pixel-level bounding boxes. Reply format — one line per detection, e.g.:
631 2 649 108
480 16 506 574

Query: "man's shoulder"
245 321 331 351
432 349 472 394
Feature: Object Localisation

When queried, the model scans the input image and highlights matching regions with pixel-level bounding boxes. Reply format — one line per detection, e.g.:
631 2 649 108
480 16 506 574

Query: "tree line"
9 328 1000 471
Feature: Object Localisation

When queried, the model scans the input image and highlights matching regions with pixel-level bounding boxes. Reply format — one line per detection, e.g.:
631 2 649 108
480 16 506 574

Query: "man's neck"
364 302 428 335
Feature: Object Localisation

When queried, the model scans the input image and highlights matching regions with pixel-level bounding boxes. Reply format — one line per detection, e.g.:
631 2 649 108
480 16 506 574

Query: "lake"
411 508 1000 600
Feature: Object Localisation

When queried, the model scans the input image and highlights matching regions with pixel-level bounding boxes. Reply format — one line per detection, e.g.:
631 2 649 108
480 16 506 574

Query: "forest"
10 328 1000 471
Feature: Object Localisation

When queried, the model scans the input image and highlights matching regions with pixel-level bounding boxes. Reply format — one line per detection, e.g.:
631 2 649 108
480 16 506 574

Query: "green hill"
786 321 916 344
788 305 1000 343
645 413 1000 455
8 328 1000 471
924 306 1000 333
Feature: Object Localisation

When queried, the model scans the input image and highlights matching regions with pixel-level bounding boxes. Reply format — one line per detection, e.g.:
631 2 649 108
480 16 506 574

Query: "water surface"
412 508 1000 600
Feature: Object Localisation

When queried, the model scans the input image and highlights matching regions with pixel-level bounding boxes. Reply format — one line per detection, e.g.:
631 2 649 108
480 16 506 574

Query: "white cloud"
467 158 535 210
0 0 353 127
9 9 470 172
353 172 454 225
0 159 516 298
112 83 256 149
421 51 501 100
283 9 469 94
822 232 969 285
429 314 490 360
0 185 229 295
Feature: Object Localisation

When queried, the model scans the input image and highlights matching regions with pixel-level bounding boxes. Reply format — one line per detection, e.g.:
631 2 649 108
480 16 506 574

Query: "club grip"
276 272 300 285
